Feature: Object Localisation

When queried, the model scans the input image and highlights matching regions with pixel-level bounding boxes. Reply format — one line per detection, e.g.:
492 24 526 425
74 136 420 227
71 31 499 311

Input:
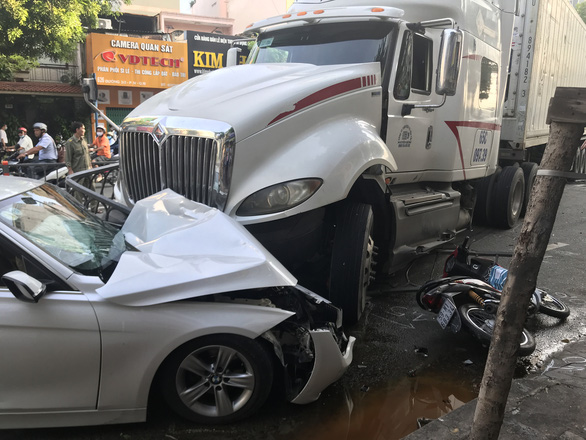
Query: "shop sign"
186 31 250 78
86 33 188 89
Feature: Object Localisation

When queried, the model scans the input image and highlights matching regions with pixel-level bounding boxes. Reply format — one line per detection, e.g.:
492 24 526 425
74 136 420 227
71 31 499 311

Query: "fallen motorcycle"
443 237 570 319
416 276 537 356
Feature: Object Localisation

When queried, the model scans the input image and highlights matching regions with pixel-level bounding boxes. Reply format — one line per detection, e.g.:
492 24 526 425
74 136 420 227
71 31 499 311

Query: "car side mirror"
2 271 46 303
436 29 462 96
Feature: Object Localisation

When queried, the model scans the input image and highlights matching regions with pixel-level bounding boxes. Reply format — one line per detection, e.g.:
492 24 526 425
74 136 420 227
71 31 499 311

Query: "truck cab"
113 0 518 324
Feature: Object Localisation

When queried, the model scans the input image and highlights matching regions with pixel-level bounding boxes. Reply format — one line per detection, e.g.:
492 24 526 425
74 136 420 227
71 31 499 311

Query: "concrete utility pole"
470 87 586 440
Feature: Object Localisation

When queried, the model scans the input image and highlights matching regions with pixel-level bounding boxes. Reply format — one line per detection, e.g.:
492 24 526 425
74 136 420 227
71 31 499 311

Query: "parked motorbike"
3 151 68 185
443 237 570 319
416 276 537 356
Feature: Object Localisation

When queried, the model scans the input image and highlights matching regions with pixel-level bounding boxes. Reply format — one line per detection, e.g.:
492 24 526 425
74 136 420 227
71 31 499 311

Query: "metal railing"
0 160 129 226
65 163 130 225
0 161 67 181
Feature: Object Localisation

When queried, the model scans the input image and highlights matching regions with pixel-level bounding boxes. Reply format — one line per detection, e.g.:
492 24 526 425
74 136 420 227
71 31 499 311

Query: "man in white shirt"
12 127 34 157
17 122 58 178
0 123 8 152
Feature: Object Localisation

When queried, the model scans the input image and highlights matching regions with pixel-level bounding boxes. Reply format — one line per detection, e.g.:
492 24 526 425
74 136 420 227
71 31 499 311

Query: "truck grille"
120 131 220 206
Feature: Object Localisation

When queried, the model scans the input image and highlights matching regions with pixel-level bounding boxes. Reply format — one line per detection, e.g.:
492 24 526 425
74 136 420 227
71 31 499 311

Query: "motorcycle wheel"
537 289 571 319
459 303 536 356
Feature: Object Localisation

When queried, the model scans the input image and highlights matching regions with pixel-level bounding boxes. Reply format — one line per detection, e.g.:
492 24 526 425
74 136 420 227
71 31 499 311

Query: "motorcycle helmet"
18 127 27 133
33 122 48 131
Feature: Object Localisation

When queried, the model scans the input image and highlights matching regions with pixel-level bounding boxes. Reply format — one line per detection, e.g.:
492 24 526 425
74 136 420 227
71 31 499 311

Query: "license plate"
437 298 456 329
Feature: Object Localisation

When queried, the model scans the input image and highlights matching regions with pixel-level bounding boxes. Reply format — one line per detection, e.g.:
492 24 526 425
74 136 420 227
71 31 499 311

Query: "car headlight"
236 179 322 216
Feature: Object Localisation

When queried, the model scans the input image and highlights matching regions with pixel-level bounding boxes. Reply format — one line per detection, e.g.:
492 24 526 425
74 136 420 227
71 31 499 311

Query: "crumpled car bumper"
291 330 355 404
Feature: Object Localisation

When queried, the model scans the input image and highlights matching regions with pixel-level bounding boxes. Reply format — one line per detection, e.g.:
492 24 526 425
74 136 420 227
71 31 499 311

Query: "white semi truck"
107 0 586 324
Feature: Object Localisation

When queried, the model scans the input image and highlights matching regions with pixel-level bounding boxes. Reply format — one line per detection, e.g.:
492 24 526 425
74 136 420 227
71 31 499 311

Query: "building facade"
190 0 289 34
0 0 290 145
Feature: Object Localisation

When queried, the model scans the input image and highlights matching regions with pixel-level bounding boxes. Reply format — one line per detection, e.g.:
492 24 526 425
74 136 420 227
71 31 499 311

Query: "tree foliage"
577 2 586 24
0 0 128 79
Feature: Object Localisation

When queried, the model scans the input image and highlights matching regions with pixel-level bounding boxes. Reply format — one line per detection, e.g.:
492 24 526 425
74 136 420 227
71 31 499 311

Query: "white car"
0 177 354 429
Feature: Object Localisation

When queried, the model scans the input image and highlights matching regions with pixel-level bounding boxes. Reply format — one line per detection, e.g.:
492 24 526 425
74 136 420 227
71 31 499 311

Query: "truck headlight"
236 179 322 216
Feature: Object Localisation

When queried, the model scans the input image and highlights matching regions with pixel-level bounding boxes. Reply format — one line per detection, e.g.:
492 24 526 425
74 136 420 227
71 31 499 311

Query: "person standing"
64 121 93 176
17 122 58 178
90 123 111 163
0 123 8 152
63 121 98 208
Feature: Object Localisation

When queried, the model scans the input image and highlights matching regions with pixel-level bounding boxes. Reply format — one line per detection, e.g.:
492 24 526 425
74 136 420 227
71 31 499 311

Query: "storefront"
85 33 189 134
186 31 250 78
0 82 84 145
85 31 250 135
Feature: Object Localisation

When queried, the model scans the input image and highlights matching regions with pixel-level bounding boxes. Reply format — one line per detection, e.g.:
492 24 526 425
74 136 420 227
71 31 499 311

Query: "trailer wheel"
578 149 586 175
520 162 538 217
473 167 500 225
492 166 525 229
569 147 584 181
329 202 375 325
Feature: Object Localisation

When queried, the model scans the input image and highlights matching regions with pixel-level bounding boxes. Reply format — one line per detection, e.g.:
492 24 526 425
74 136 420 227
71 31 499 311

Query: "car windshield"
248 21 396 67
0 183 127 276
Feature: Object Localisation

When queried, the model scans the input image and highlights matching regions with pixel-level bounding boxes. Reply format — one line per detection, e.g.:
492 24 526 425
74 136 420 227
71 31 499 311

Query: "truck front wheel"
329 202 375 326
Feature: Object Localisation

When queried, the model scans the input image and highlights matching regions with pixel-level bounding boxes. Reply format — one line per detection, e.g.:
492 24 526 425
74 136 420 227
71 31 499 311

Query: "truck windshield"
249 21 396 67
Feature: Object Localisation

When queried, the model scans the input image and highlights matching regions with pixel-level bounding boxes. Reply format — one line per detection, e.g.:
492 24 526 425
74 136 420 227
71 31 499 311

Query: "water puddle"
281 368 478 440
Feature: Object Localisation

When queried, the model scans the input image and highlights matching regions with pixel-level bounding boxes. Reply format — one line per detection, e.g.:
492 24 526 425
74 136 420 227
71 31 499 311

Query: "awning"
0 81 83 97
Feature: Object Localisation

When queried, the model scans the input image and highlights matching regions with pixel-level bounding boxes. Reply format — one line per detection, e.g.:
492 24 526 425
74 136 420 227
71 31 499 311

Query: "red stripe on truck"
268 77 364 126
445 121 501 180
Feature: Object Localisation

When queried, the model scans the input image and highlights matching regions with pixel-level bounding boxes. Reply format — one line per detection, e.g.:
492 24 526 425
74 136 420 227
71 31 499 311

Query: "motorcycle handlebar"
461 236 470 250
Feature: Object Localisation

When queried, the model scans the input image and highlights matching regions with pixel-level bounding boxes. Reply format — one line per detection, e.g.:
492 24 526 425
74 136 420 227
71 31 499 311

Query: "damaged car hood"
97 190 297 306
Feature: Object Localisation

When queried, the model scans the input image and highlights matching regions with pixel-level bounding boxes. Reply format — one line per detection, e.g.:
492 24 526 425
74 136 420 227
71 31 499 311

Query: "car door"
0 235 101 412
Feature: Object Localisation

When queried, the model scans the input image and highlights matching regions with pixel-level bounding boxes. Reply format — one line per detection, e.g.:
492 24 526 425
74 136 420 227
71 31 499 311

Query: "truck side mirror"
436 29 462 96
82 77 99 102
226 47 242 67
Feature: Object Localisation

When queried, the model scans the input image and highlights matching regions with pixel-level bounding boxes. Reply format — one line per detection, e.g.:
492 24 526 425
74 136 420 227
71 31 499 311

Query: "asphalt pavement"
403 181 586 439
403 335 586 439
2 182 584 440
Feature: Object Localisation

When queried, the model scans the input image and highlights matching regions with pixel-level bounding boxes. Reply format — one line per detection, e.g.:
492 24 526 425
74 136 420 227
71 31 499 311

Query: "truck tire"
492 166 525 229
569 147 584 181
578 148 586 175
329 202 375 326
520 162 538 217
473 167 500 225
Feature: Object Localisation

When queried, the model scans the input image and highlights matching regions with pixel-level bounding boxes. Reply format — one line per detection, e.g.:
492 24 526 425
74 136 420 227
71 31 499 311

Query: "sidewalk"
403 336 586 439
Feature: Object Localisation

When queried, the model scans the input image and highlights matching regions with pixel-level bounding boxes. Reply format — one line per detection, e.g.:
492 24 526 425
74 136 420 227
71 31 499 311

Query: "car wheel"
329 202 375 326
160 334 273 424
